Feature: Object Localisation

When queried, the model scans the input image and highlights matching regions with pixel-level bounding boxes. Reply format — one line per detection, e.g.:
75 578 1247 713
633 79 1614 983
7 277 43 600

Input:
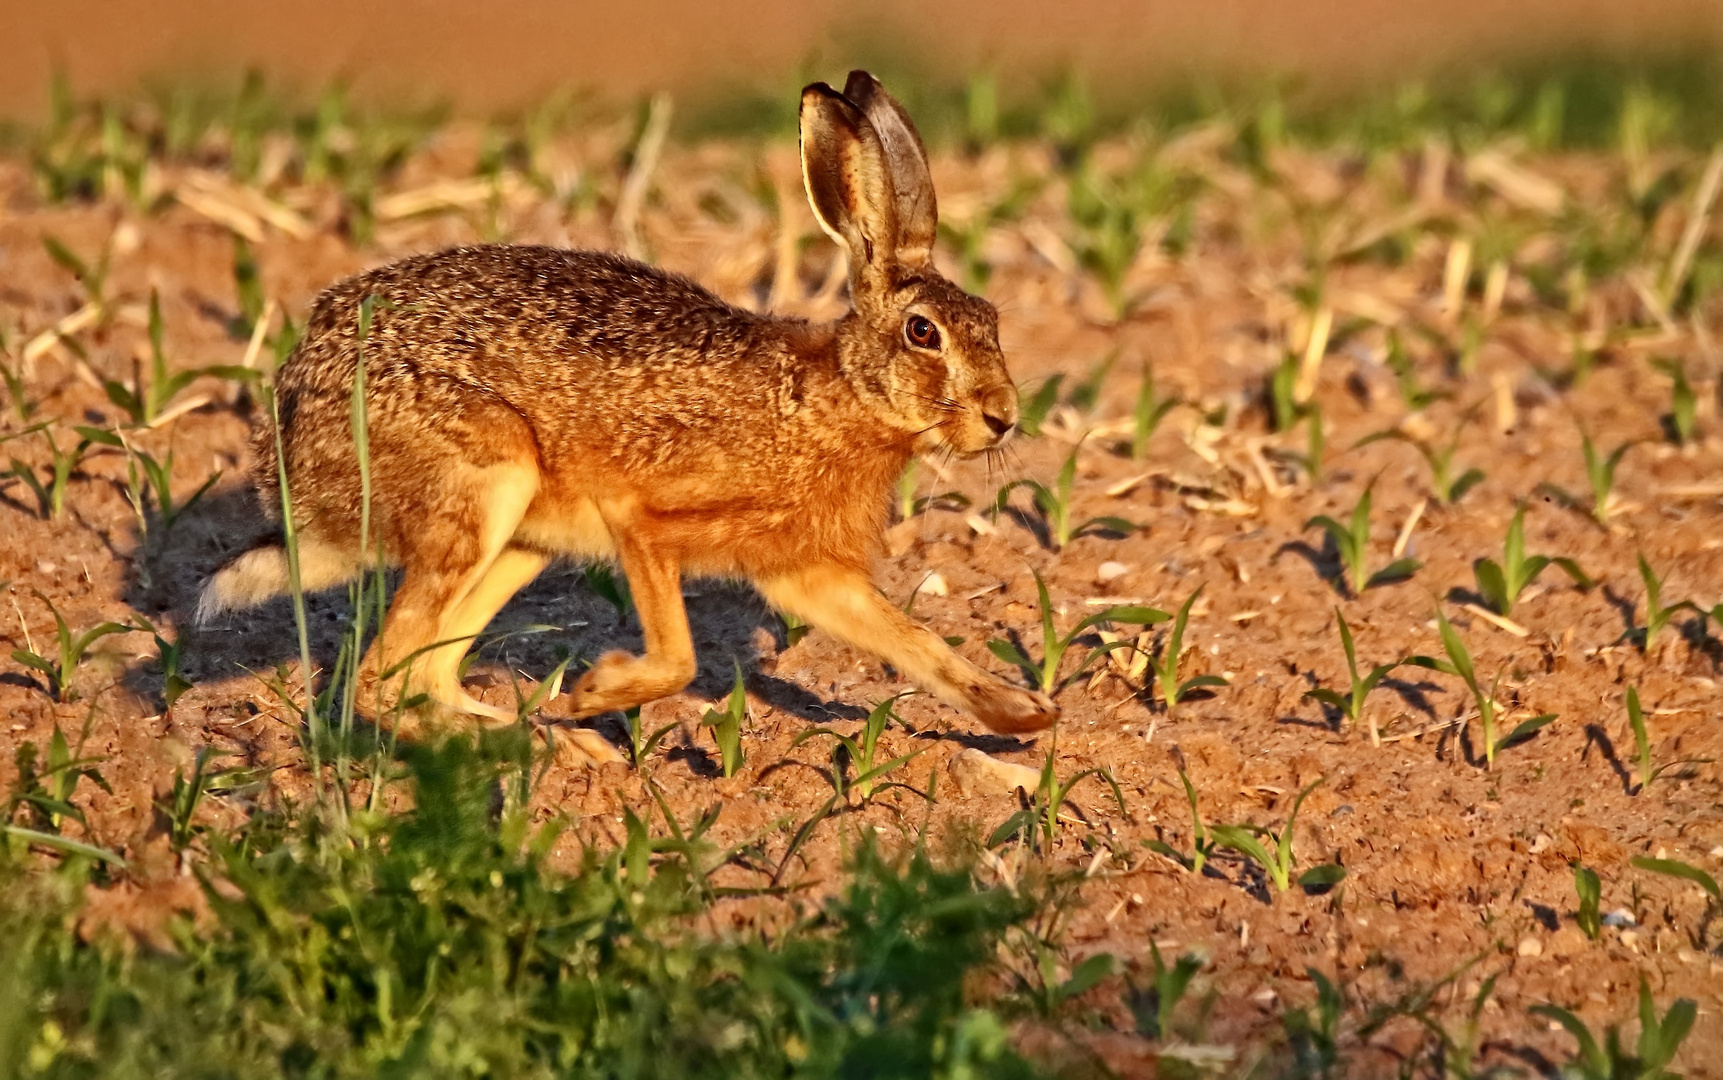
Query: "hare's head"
802 71 1018 457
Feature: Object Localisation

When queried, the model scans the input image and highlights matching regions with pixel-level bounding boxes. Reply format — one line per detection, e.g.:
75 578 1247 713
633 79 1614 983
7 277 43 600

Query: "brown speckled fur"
202 72 1058 746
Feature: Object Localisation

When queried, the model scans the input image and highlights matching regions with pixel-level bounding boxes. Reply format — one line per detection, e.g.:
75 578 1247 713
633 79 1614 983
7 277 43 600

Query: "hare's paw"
968 679 1059 734
564 648 697 719
539 723 628 770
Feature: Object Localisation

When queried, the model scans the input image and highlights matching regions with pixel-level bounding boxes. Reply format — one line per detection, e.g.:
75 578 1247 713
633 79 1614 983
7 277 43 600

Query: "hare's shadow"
125 483 868 726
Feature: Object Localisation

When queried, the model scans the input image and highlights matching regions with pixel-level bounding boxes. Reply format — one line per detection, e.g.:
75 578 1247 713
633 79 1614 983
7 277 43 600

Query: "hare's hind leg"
363 462 540 727
562 529 696 720
757 564 1059 734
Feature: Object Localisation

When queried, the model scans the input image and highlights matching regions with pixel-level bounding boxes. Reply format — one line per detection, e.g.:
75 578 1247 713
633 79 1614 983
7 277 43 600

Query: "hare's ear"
800 82 896 277
843 71 937 266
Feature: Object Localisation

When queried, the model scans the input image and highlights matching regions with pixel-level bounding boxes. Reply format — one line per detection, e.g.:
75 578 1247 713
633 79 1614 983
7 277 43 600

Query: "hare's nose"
982 410 1014 437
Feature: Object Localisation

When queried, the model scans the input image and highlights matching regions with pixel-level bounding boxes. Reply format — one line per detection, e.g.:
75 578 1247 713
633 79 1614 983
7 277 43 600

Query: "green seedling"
986 568 1167 694
161 746 252 852
1532 979 1696 1080
2 725 125 868
1651 357 1697 446
1625 686 1710 791
1410 608 1557 768
42 233 113 317
1130 361 1180 460
1268 349 1304 433
1065 352 1116 414
1574 863 1602 940
10 424 113 519
622 705 678 768
1539 431 1635 525
104 291 256 427
1472 503 1592 616
1632 855 1720 908
895 458 969 521
988 737 1129 853
1282 967 1345 1077
936 175 1037 293
1285 404 1327 485
1384 330 1448 412
699 666 746 778
230 234 266 337
11 592 133 702
583 562 632 622
2 361 37 424
1143 765 1215 874
123 442 222 540
1017 374 1062 437
1129 943 1206 1042
777 610 809 647
994 440 1136 548
1145 586 1228 712
1635 553 1690 653
1355 417 1484 506
1303 609 1401 735
1207 779 1343 893
1305 483 1422 595
793 696 924 804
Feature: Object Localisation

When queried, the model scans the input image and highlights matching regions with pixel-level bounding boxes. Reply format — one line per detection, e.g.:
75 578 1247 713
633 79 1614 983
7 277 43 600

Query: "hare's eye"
905 315 941 350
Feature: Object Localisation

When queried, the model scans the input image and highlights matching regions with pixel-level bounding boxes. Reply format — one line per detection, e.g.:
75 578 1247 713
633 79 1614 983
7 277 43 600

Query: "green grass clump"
0 736 1046 1079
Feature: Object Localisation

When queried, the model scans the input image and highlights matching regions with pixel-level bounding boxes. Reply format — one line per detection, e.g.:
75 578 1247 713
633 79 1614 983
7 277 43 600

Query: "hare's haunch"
200 71 1058 744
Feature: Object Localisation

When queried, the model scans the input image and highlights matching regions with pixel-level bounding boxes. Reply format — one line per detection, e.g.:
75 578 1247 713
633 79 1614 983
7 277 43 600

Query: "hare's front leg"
562 531 697 719
757 564 1058 734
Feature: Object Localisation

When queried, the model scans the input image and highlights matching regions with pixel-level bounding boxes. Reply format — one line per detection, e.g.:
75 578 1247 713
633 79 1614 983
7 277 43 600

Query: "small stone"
918 571 948 596
35 560 56 574
1601 908 1636 928
1548 926 1588 958
947 748 1042 797
1096 560 1130 585
1516 936 1544 958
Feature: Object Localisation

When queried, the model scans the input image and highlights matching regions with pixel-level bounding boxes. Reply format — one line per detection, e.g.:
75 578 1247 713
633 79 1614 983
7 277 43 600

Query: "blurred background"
1 0 1720 116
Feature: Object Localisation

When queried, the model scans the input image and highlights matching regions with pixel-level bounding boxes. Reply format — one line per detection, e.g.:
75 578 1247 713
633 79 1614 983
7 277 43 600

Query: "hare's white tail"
196 539 358 624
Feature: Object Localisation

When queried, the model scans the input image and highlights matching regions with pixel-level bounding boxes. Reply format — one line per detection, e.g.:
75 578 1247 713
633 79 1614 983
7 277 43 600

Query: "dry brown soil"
0 119 1720 1074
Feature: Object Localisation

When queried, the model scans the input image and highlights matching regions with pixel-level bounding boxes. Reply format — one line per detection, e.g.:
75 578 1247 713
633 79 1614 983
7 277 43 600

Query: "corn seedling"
1632 855 1720 911
1531 979 1696 1080
1472 503 1592 616
1128 943 1206 1042
10 591 133 703
160 746 249 852
1302 609 1401 735
123 441 222 541
1651 357 1697 446
1113 364 1174 463
895 458 969 521
1355 416 1484 506
1574 863 1602 940
1145 585 1228 712
1016 374 1062 437
1065 352 1116 415
986 568 1167 694
104 291 256 426
937 175 1038 293
1143 766 1215 874
2 360 37 424
1268 349 1304 433
700 666 747 778
988 736 1129 853
621 705 679 768
1207 779 1343 893
1625 686 1709 791
2 725 126 868
582 562 632 622
9 424 112 519
1539 431 1635 524
794 696 925 804
42 233 113 317
1281 967 1345 1076
230 234 267 337
1635 553 1691 654
1384 331 1449 412
778 610 809 647
995 440 1136 549
1305 483 1422 595
1410 608 1556 768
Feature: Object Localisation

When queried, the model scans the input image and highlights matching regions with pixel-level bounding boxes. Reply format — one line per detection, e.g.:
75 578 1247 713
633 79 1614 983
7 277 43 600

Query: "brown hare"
199 71 1058 756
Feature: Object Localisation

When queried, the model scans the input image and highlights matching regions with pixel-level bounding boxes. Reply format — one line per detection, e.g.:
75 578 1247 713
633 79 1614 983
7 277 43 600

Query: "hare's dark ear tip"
801 81 845 104
843 70 883 101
